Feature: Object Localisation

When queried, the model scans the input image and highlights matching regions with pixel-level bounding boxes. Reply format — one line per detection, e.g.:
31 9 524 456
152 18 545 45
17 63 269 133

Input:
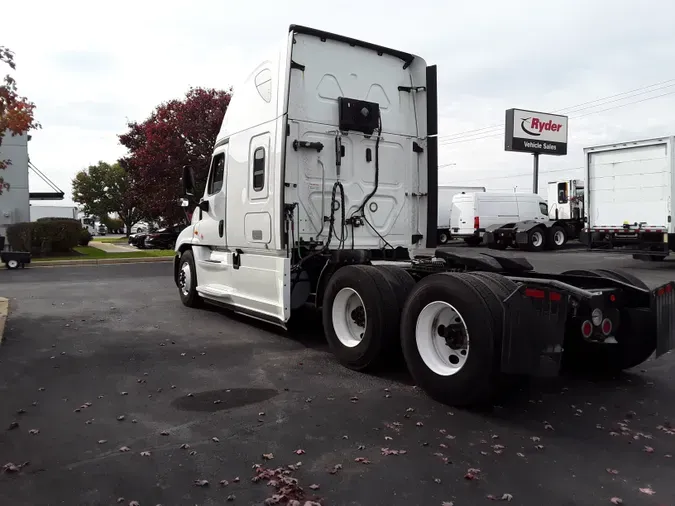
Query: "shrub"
6 220 82 255
78 228 93 246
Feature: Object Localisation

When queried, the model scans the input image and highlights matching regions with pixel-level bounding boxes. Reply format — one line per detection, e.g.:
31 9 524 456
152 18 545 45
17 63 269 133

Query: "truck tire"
524 227 546 252
177 250 203 308
560 269 655 373
464 237 482 247
400 272 502 406
487 235 510 250
547 225 567 250
322 265 399 371
438 230 450 245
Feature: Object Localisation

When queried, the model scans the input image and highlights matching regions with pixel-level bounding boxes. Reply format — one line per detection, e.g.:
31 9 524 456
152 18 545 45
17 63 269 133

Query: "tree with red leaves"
119 87 231 224
0 46 40 194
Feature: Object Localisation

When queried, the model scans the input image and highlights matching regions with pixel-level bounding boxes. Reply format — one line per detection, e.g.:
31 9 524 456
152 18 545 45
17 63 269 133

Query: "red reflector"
601 318 612 335
609 294 616 302
525 288 545 299
581 320 593 338
667 285 673 293
549 292 562 301
474 216 480 229
658 288 665 296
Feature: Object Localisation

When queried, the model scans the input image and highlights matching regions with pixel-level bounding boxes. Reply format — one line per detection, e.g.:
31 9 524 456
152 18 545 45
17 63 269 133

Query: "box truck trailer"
173 25 675 406
580 136 675 261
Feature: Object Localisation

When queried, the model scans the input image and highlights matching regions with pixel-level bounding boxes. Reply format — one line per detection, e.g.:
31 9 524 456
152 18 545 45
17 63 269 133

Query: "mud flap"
653 281 675 357
500 285 568 376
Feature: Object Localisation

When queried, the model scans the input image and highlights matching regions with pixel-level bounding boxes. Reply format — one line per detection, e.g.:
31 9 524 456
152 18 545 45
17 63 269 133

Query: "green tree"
72 161 143 236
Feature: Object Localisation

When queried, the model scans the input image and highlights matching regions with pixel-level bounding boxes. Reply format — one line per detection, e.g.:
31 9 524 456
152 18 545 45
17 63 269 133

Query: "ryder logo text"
521 117 563 137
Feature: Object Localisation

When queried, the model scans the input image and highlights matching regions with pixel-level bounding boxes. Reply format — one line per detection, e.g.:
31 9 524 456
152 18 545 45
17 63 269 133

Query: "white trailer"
437 185 485 244
172 25 675 406
580 137 675 261
29 205 78 221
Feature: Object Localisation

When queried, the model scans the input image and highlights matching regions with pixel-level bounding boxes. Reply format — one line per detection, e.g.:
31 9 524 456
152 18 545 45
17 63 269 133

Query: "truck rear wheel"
547 225 567 250
438 230 450 245
400 272 502 406
524 227 546 252
322 265 399 371
560 269 656 373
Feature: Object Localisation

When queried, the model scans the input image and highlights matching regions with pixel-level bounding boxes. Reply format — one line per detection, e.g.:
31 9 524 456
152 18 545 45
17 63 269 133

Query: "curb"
31 257 174 267
0 297 8 344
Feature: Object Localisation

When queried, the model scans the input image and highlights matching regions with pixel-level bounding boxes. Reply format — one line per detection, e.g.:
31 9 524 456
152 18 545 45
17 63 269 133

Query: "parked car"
128 231 149 248
144 225 184 250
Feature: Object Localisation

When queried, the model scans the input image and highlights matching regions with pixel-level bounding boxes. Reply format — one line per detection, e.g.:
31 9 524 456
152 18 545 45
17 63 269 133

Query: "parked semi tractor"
579 137 675 262
483 179 585 251
436 185 485 244
173 25 675 406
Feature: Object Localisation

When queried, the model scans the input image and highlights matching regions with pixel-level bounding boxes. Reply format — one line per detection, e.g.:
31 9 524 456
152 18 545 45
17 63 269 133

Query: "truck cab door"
193 146 229 286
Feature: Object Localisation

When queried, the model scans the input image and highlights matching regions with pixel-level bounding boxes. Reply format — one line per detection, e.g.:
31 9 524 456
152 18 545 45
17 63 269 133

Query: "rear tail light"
601 318 612 336
581 320 593 338
474 216 480 229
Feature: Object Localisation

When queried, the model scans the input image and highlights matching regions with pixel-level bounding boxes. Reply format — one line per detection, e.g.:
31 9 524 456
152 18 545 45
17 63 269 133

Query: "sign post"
504 109 568 193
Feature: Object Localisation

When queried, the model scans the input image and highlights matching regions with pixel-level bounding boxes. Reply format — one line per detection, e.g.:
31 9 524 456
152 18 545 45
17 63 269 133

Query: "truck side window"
539 202 548 216
207 153 225 195
557 182 568 204
253 147 265 192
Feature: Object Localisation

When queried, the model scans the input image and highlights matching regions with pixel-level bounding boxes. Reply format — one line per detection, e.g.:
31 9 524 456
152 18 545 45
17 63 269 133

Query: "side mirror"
182 166 195 196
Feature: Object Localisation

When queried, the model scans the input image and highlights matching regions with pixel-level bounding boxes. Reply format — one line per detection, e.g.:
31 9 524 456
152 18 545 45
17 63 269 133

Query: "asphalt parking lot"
1 247 675 506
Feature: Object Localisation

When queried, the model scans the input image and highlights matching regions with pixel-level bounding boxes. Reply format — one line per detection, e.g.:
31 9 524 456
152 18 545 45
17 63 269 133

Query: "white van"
450 192 548 245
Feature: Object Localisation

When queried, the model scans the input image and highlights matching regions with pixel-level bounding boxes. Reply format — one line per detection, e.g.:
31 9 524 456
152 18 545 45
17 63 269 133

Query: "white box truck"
172 24 675 406
436 185 485 244
29 205 78 221
580 136 675 261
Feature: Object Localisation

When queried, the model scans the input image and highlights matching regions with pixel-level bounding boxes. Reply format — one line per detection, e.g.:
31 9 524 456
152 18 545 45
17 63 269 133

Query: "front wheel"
177 250 203 308
525 227 546 252
6 259 19 270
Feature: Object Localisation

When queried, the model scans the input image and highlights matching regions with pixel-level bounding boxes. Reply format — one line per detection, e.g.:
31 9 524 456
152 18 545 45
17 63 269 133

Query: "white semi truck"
436 185 485 244
580 136 675 262
173 25 675 406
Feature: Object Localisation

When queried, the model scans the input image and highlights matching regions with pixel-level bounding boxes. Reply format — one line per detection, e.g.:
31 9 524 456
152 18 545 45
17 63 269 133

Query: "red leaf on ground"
487 493 513 501
309 484 320 490
643 446 654 453
606 468 619 475
354 457 371 464
610 498 623 504
294 449 305 455
220 480 229 486
262 453 274 460
639 487 655 495
329 464 342 475
464 468 481 480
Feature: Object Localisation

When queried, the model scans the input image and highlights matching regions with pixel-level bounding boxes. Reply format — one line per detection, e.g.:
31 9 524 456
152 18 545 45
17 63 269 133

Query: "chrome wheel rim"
179 262 191 296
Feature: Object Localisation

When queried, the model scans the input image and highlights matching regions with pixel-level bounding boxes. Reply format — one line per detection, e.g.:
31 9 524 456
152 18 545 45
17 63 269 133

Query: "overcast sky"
4 0 675 205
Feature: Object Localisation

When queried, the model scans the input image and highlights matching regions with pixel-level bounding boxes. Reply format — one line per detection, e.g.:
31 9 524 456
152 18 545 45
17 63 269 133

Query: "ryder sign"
505 109 568 156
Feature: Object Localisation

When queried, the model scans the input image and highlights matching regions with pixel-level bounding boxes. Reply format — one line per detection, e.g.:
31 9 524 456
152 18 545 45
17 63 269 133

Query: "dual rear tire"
322 265 514 405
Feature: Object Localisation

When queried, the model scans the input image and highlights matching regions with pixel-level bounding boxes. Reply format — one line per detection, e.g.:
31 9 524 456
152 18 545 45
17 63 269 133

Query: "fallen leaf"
116 498 124 504
141 451 151 457
129 502 140 506
212 437 220 443
534 445 544 450
8 421 19 430
609 432 620 437
434 478 441 484
160 430 170 436
442 502 454 506
531 436 540 442
639 487 655 495
180 443 190 449
213 400 222 405
309 484 320 490
606 468 619 475
29 429 40 435
194 479 209 487
487 493 513 502
610 498 623 505
358 445 366 450
120 391 128 396
464 468 481 480
516 453 525 458
354 457 371 464
189 451 197 456
491 434 500 440
643 446 654 453
544 423 554 431
119 446 131 452
2 463 20 473
259 412 265 416
226 495 235 502
294 449 305 455
233 476 240 483
350 396 359 402
329 464 342 475
220 479 229 486
262 453 274 460
117 415 125 421
406 407 415 413
416 422 424 427
38 387 45 392
16 409 26 415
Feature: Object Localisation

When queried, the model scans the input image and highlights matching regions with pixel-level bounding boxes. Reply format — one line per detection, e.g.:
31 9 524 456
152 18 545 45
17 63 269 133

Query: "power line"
436 78 675 142
445 166 583 186
438 88 675 147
